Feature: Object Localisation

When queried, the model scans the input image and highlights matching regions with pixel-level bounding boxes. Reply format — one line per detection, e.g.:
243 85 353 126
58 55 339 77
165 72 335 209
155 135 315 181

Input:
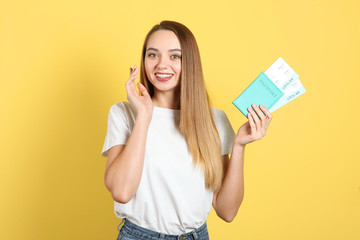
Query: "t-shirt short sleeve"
101 103 132 157
213 109 236 156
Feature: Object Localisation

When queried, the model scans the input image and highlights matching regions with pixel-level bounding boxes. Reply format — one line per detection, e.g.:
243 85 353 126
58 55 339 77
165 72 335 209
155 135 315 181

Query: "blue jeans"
116 218 210 240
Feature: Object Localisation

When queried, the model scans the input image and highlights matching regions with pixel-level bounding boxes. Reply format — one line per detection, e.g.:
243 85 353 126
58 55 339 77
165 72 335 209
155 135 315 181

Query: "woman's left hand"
234 104 273 147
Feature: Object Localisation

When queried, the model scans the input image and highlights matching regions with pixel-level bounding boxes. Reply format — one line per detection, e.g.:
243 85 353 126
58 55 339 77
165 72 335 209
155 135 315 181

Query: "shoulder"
210 107 229 131
110 101 129 111
210 106 233 131
108 101 136 121
109 101 133 115
211 106 226 120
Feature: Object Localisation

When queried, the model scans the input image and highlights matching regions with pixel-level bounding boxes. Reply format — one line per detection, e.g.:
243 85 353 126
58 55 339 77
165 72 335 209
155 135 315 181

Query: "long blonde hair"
140 21 224 192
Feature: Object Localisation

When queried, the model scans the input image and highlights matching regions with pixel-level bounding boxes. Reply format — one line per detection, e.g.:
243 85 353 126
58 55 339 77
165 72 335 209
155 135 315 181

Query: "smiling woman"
144 30 182 99
101 20 273 240
138 21 225 192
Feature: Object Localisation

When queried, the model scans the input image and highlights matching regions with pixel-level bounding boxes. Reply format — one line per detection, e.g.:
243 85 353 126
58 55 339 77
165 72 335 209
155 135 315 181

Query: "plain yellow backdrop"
1 0 359 239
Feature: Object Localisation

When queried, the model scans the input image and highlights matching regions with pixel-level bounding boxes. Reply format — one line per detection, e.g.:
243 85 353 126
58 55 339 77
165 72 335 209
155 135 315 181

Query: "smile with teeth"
155 73 173 78
154 73 174 82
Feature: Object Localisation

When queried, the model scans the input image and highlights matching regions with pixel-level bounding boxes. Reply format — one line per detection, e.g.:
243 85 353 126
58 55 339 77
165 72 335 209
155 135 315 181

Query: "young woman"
101 20 273 240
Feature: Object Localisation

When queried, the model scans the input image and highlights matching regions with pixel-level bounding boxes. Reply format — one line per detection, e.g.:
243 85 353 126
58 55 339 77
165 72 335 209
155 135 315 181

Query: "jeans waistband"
118 218 208 240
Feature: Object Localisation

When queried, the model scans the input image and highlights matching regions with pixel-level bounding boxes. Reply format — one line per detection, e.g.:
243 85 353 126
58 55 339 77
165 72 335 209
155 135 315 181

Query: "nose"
157 55 169 70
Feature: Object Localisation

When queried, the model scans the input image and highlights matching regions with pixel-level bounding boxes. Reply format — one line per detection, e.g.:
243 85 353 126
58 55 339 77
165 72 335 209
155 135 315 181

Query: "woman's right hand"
125 65 154 123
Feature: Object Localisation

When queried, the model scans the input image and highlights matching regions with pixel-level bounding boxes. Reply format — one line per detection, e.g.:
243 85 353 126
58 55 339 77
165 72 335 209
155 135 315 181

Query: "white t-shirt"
101 101 236 235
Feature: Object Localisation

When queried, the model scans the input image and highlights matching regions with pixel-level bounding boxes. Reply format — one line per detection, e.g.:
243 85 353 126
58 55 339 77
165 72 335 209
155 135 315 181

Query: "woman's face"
145 30 182 95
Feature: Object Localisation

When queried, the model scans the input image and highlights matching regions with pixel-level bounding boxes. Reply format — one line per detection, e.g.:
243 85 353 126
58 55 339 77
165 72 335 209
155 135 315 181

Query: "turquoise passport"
232 72 284 118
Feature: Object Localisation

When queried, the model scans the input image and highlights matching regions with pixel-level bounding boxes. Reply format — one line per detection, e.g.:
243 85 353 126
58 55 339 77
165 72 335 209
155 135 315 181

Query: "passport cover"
232 72 284 118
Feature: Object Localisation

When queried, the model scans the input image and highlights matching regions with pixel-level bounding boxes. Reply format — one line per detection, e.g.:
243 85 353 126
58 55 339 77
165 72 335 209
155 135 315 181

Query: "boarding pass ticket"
264 57 306 112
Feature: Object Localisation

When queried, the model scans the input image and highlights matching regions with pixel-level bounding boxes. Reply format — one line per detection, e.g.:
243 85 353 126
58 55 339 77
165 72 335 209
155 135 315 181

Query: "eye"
171 55 181 59
147 53 157 58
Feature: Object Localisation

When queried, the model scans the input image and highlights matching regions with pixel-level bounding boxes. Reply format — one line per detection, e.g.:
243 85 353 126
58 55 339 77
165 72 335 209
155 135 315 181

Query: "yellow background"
1 0 359 239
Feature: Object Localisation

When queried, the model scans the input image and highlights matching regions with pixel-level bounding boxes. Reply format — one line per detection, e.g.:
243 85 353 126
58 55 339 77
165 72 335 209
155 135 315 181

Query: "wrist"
233 136 246 148
233 141 246 151
135 113 152 125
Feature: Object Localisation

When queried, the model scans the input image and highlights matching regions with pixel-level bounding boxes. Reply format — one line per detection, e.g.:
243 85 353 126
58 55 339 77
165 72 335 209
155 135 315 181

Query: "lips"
155 72 174 82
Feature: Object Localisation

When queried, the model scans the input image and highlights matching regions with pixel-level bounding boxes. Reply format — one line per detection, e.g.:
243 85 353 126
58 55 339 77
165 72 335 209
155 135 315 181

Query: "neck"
152 90 180 110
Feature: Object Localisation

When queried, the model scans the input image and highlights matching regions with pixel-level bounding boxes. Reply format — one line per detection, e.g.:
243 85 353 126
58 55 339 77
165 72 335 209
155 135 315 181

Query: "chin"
151 81 180 93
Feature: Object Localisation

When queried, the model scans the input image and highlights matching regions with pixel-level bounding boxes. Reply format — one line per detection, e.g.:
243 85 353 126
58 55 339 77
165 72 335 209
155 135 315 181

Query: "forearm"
215 143 245 221
105 116 150 203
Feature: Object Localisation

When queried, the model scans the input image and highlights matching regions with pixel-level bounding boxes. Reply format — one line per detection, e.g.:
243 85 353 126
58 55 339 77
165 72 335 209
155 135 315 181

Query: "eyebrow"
146 47 181 52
